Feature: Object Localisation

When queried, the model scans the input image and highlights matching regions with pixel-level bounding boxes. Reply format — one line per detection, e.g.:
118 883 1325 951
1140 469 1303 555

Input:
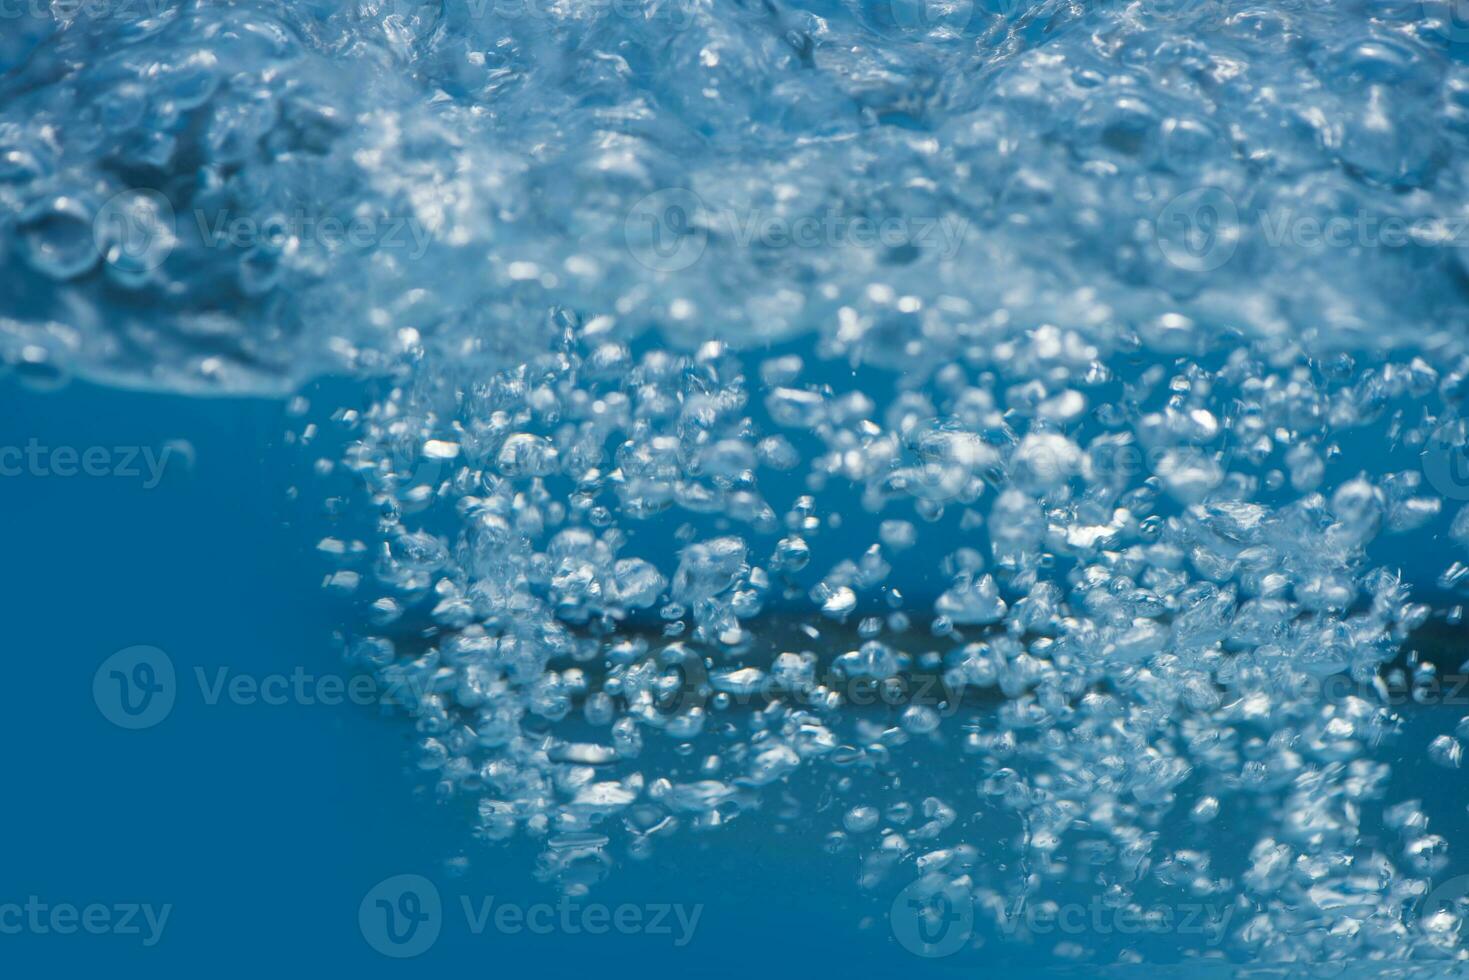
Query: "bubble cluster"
8 1 1469 390
321 306 1469 963
12 0 1469 967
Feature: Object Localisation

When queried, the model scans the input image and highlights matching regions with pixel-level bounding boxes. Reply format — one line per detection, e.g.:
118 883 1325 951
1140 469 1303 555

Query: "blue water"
0 377 797 976
9 0 1469 975
4 373 1467 974
2 376 999 977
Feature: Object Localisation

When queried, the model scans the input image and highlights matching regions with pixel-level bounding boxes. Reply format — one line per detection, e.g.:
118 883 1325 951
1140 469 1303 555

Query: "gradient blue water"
0 375 894 977
6 373 1469 977
7 1 1469 966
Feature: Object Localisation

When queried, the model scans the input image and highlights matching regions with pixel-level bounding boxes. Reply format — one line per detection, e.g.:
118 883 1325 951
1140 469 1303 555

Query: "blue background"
0 374 894 978
3 372 1467 978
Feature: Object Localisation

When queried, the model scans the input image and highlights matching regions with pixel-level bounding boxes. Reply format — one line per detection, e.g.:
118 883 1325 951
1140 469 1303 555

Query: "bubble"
22 196 99 280
934 573 1005 625
1429 736 1463 769
497 434 559 477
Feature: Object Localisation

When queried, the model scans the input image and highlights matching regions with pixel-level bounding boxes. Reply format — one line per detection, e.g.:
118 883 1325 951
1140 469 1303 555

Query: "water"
6 0 1469 974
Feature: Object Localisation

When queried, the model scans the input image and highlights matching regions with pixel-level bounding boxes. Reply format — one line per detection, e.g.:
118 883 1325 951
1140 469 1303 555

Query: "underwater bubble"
21 196 99 280
1429 736 1463 769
